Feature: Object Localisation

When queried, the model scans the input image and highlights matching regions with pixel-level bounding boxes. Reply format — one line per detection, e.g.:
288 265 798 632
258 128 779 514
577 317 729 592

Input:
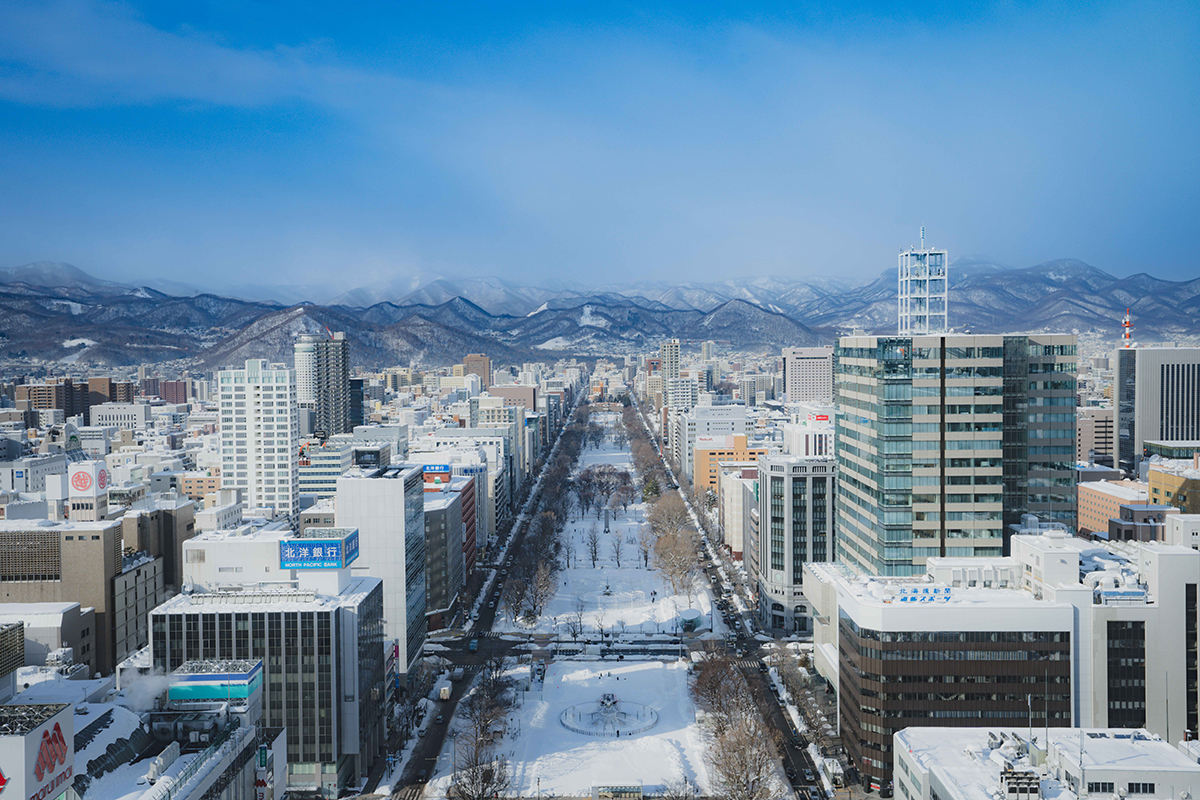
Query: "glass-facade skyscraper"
835 334 1077 576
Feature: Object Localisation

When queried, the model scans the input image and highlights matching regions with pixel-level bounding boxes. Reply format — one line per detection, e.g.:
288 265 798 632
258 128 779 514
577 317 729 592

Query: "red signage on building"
33 724 67 781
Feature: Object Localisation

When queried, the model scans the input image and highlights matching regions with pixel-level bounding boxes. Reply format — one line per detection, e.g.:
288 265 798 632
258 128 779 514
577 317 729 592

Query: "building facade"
335 467 427 682
782 346 834 403
835 334 1077 576
1116 346 1200 473
218 360 299 520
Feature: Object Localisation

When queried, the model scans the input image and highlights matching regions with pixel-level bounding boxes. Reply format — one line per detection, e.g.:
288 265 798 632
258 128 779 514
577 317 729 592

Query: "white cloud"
0 0 407 107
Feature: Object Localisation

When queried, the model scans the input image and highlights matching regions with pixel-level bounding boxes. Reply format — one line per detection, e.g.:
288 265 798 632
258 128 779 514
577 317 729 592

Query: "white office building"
781 346 834 403
335 466 427 681
660 338 681 383
218 360 299 521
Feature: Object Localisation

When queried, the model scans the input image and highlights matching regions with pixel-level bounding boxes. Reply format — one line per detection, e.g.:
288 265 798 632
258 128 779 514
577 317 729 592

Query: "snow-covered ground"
429 659 710 797
493 415 722 638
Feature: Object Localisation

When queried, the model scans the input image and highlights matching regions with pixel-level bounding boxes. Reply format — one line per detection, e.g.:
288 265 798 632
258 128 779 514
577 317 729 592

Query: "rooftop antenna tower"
897 228 948 335
1121 308 1134 348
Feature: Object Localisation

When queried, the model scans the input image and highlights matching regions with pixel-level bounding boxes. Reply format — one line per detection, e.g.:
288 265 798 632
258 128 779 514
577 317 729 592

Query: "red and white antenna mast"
1121 308 1134 348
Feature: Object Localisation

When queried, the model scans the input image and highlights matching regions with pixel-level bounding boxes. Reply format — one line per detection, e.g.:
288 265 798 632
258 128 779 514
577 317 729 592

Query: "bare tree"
562 535 575 569
593 608 607 639
637 525 654 568
451 736 512 800
586 524 601 568
707 714 779 800
649 493 690 539
528 562 558 620
610 534 624 568
659 777 694 800
564 599 584 641
654 527 701 603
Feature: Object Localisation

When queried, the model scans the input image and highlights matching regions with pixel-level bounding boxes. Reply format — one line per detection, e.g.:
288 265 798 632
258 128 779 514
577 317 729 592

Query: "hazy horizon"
2 1 1198 289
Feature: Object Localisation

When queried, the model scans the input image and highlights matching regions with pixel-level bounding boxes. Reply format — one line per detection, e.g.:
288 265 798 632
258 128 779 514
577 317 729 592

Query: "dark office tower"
835 333 1077 576
140 377 160 397
1115 345 1200 474
349 378 365 428
295 332 351 436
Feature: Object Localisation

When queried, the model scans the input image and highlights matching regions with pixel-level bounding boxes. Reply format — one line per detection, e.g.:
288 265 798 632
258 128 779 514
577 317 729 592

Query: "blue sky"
1 0 1198 293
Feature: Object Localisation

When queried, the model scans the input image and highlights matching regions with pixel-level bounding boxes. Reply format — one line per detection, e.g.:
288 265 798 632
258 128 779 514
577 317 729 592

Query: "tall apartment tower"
835 334 1077 576
462 354 492 389
660 339 681 383
701 341 714 361
897 234 949 335
781 346 834 403
218 359 300 520
295 332 351 436
1116 345 1200 473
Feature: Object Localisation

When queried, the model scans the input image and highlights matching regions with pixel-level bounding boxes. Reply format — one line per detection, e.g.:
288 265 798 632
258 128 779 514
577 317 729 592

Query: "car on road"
488 601 495 608
417 769 428 782
468 639 479 652
785 767 797 782
803 769 815 782
436 714 444 724
758 660 768 672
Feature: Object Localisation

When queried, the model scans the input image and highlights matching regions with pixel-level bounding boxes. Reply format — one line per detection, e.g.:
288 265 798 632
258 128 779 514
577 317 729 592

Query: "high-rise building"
752 453 835 633
781 346 834 403
660 338 681 384
462 353 492 389
218 360 299 520
15 378 89 424
161 527 385 798
701 340 714 361
160 379 189 404
335 466 427 683
1116 346 1200 473
87 376 135 407
294 335 317 404
295 332 351 436
835 334 1077 576
897 237 949 335
423 488 464 631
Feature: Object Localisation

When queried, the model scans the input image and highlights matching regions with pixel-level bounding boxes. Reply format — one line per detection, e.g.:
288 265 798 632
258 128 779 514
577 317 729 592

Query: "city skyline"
1 1 1198 292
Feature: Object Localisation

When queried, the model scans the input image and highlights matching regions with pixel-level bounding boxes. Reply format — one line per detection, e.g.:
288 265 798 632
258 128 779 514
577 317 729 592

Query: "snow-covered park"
492 411 721 639
428 658 711 796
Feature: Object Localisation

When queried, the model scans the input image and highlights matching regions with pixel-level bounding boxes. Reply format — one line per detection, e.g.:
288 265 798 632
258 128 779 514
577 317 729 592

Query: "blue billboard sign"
423 464 451 474
280 529 360 570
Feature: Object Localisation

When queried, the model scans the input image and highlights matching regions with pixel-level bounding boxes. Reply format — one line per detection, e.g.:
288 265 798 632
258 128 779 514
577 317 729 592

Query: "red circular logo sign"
97 469 108 490
71 472 92 491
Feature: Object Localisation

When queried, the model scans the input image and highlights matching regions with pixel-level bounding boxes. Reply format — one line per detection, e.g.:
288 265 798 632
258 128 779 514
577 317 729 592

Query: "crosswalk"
393 784 422 800
737 658 763 670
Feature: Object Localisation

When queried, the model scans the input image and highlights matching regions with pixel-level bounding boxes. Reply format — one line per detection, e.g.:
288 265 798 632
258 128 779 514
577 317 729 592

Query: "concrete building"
1077 406 1115 463
1077 479 1149 535
692 434 768 495
159 527 384 798
335 466 427 683
1116 345 1200 473
90 402 153 429
1108 503 1178 542
15 378 90 424
1148 457 1200 513
806 531 1200 789
87 376 136 407
298 441 353 499
1165 514 1200 550
781 346 834 403
893 726 1200 800
835 334 1078 576
674 404 748 483
462 353 492 389
218 360 299 521
0 601 95 668
295 332 352 436
718 466 756 559
659 338 681 384
0 513 162 674
753 454 834 634
423 490 463 631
